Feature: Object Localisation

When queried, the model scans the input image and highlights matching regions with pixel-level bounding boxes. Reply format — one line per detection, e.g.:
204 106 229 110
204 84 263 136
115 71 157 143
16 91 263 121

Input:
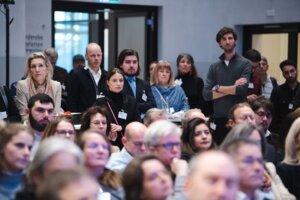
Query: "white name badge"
248 82 254 89
118 111 127 120
210 122 216 130
142 93 147 101
289 103 294 110
169 107 175 114
0 111 7 119
96 94 105 99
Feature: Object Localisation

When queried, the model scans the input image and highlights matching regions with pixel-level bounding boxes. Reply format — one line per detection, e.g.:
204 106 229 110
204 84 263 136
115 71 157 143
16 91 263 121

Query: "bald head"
122 122 147 156
85 43 102 71
185 151 239 200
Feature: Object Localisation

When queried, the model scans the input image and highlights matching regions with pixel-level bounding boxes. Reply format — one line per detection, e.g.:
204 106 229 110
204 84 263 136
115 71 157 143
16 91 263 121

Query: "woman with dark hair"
181 118 216 161
42 117 76 142
77 129 123 200
0 123 34 200
175 53 212 115
94 68 140 149
123 155 173 200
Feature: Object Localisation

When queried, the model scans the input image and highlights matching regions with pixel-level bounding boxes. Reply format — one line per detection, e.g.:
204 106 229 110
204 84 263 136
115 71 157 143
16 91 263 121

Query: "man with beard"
203 27 251 145
117 49 156 117
25 93 54 159
270 59 300 134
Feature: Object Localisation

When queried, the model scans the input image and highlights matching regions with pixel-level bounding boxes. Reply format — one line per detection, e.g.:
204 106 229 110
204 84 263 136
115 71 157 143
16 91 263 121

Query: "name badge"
96 93 105 99
210 122 216 130
0 111 7 119
169 107 175 114
118 111 127 120
248 82 254 89
142 93 147 101
289 103 294 110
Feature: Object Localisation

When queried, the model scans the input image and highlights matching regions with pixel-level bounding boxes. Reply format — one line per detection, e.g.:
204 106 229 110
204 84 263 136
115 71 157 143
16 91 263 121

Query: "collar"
265 129 271 137
85 65 102 76
125 75 136 82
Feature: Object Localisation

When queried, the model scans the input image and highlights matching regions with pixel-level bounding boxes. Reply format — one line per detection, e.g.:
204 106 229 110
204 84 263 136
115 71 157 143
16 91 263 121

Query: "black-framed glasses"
155 142 181 150
56 129 76 136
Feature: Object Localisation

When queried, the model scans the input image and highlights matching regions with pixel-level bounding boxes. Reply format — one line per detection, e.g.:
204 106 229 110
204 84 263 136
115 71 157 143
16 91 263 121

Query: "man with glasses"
106 121 147 173
25 93 54 159
221 138 269 200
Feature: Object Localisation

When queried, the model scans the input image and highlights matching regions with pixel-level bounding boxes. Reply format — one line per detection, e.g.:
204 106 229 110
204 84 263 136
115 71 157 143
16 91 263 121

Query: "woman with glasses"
16 52 62 121
42 117 76 142
181 118 216 161
77 129 123 199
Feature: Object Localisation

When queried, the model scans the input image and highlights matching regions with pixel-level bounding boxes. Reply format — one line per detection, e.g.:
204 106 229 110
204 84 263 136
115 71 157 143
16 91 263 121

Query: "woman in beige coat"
16 52 61 121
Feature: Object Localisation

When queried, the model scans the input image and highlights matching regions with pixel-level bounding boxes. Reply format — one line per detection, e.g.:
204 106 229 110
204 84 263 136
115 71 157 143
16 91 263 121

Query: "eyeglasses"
155 142 181 150
56 129 76 137
255 111 272 119
132 141 145 148
241 156 264 167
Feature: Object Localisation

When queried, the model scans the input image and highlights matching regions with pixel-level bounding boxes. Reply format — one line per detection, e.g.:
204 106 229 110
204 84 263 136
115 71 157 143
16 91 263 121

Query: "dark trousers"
212 117 229 145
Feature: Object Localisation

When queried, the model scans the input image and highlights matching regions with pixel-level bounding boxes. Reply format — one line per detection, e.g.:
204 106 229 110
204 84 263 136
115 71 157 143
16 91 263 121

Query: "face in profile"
29 58 49 84
2 131 33 172
90 113 108 135
193 123 212 151
140 159 173 200
107 72 124 93
83 133 110 169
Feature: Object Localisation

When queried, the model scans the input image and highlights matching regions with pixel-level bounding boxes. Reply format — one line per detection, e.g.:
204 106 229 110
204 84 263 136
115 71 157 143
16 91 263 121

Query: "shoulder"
50 80 61 89
55 66 68 74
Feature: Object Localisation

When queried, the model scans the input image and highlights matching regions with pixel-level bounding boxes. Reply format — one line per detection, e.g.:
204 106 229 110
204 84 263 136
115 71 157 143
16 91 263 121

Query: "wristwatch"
212 84 220 92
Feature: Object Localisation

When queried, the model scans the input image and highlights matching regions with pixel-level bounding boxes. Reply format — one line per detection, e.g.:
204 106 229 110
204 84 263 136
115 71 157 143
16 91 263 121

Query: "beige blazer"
16 78 62 121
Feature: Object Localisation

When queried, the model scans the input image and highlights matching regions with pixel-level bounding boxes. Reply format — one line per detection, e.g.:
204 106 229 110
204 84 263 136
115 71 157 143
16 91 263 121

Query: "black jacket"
0 86 21 122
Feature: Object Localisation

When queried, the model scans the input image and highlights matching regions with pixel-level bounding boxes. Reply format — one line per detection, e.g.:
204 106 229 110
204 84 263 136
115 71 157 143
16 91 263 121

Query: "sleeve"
15 82 29 121
196 77 205 109
4 86 21 122
53 81 62 113
202 64 215 101
67 73 80 112
235 60 252 97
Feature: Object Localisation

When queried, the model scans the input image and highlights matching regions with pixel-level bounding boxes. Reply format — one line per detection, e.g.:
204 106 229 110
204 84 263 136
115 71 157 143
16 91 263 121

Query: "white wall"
1 0 300 85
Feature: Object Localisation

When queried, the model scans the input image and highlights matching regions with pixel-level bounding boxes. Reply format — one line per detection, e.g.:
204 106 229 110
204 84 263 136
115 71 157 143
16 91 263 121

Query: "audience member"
117 49 156 117
270 59 300 134
16 52 61 121
148 61 157 83
123 155 175 200
175 53 212 115
257 56 278 99
77 129 123 199
277 117 300 199
0 123 34 200
151 60 189 113
94 68 140 149
37 168 99 200
226 102 256 130
184 151 240 200
15 137 83 200
143 108 167 126
244 49 262 102
0 85 21 122
68 43 107 112
181 118 216 162
181 108 208 128
25 94 54 159
203 26 251 145
42 117 76 142
72 54 85 70
221 138 268 200
106 122 147 173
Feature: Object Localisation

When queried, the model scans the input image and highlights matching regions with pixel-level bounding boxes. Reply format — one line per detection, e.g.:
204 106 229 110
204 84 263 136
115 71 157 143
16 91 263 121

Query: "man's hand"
235 77 248 86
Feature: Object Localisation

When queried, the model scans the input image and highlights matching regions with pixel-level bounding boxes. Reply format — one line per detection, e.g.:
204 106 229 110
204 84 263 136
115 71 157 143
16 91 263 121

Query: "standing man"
203 27 251 145
270 59 300 134
68 43 107 112
117 49 156 117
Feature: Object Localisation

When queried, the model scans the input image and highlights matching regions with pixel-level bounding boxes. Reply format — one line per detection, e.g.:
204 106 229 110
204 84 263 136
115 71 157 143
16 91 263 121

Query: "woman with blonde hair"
16 52 61 121
277 117 300 199
151 60 189 113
